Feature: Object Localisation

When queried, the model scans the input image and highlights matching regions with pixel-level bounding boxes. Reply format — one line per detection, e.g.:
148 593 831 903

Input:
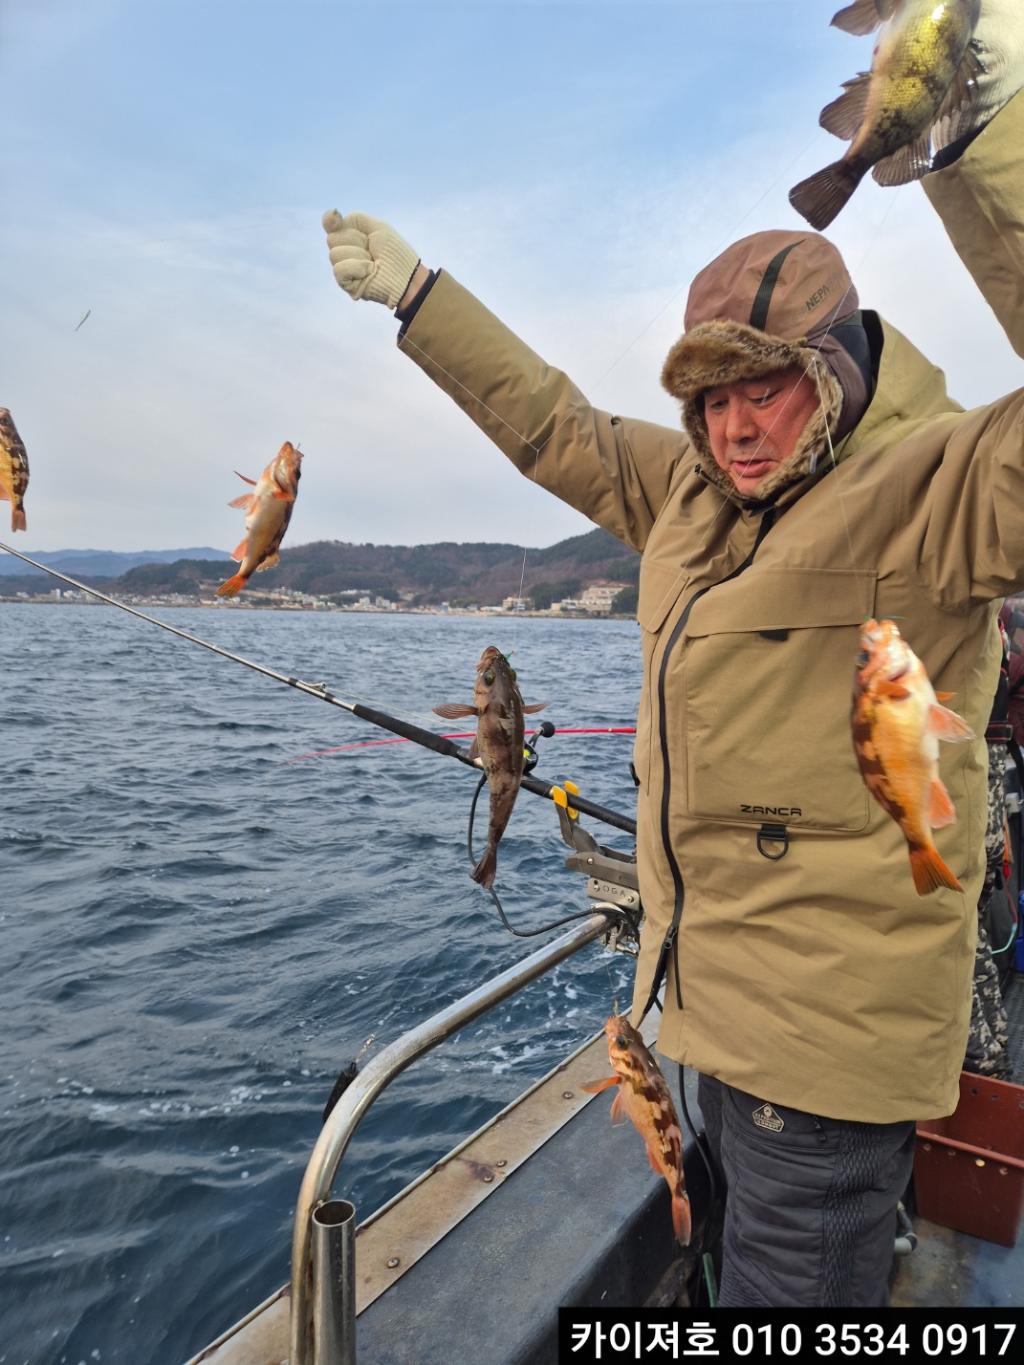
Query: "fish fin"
256 553 280 572
672 1190 692 1247
928 703 974 742
228 493 255 510
432 702 478 720
932 41 987 148
820 72 873 141
235 470 258 485
877 678 912 700
871 131 932 187
609 1089 626 1122
12 507 26 532
934 691 955 702
830 0 892 37
216 572 248 598
272 489 295 502
231 538 248 562
581 1075 619 1095
471 845 497 888
789 159 865 230
522 700 550 714
929 778 957 830
467 736 479 762
0 484 9 502
909 844 963 896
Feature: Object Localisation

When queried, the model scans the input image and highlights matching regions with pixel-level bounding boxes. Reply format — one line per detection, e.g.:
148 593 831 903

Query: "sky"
2 0 1021 554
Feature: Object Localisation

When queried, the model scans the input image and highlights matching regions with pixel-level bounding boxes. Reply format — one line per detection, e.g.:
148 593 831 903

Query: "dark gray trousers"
693 1072 916 1308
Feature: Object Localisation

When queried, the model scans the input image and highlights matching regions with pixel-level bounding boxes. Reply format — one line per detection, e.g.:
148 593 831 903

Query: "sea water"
0 604 640 1364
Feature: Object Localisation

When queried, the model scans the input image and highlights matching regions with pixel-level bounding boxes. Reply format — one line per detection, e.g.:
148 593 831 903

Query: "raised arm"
323 211 688 554
924 89 1024 356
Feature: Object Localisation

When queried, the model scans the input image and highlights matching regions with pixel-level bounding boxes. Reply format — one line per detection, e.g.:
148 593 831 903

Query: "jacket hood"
661 317 845 508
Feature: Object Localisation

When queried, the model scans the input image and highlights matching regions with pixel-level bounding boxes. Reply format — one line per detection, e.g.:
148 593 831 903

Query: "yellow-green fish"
790 0 983 229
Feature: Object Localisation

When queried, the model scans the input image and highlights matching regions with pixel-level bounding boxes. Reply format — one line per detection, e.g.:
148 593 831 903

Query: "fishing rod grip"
349 702 468 760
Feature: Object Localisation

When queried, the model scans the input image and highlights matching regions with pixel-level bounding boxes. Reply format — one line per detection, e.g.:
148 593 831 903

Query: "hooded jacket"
397 95 1024 1122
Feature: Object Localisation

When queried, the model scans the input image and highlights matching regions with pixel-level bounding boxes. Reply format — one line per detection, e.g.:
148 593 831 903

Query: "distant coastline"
0 593 634 620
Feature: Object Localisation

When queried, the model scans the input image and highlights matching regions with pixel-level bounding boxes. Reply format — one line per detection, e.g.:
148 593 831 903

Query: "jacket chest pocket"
682 569 877 834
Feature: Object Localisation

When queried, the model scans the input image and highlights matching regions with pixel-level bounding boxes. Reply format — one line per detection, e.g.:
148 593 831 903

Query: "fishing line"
403 125 826 635
465 771 630 940
0 541 637 836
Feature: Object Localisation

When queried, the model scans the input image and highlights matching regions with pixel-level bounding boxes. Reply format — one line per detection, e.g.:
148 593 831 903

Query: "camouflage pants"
963 760 1012 1081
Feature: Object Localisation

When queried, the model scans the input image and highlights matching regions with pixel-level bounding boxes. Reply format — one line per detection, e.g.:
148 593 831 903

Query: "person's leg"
713 1083 915 1307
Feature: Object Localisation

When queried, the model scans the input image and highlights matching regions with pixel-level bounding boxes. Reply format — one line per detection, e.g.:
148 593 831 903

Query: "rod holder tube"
311 1199 357 1365
289 911 610 1365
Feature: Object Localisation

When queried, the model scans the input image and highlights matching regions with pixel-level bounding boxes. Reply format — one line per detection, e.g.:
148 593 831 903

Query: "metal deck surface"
356 1066 707 1365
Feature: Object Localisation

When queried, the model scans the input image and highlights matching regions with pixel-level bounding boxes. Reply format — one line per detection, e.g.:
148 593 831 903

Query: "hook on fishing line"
463 727 641 948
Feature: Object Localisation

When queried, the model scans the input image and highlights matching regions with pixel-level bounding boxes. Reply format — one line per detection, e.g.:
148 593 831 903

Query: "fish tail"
216 573 249 598
471 844 497 888
788 158 865 230
909 843 963 896
672 1188 692 1247
12 506 26 532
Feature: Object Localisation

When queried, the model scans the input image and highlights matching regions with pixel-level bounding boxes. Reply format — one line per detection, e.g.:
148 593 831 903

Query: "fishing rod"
1 541 637 836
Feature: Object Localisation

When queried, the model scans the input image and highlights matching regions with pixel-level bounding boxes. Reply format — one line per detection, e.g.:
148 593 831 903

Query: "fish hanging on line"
433 645 548 887
583 1015 691 1246
851 618 974 895
217 441 303 598
0 408 30 532
789 0 985 229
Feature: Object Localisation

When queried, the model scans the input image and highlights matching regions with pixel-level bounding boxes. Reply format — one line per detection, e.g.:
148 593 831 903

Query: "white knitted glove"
322 210 419 308
933 0 1024 152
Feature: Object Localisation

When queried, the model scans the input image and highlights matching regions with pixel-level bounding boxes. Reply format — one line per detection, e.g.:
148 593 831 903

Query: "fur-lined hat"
663 230 857 504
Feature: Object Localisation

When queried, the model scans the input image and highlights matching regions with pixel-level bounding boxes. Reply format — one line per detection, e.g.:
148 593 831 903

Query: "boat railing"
289 906 622 1365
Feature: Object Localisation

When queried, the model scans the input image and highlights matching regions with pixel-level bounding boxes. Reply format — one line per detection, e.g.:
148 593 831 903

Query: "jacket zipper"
641 508 777 1019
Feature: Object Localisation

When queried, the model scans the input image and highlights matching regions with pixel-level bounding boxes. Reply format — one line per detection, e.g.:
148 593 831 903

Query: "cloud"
2 3 1020 555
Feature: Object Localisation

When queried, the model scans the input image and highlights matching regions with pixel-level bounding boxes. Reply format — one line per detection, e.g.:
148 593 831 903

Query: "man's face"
703 365 821 497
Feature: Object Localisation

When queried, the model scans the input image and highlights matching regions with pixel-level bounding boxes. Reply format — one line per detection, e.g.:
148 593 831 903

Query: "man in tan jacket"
323 76 1024 1305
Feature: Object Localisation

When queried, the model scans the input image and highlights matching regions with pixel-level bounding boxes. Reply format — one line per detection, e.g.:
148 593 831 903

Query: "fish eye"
483 669 496 685
614 1033 628 1049
856 649 870 668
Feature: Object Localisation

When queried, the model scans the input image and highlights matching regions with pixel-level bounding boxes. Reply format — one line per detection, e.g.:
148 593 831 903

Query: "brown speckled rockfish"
0 408 30 532
852 618 973 895
433 646 547 887
790 0 984 229
217 442 302 598
583 1015 691 1245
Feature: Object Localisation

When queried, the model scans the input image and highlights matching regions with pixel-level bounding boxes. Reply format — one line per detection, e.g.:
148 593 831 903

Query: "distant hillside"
1 529 640 607
0 547 232 577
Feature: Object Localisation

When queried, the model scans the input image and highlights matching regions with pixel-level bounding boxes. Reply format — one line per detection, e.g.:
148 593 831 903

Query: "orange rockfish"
583 1016 690 1245
790 0 983 229
852 619 974 895
217 442 302 598
433 646 547 887
0 408 30 532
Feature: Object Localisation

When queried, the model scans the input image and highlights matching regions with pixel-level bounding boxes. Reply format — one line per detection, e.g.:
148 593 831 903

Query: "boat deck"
194 975 1023 1363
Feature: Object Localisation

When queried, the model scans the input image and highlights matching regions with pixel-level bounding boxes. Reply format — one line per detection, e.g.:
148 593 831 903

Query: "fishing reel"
522 719 556 774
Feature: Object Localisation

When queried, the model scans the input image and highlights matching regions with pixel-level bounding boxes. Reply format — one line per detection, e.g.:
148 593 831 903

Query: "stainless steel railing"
289 909 615 1365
